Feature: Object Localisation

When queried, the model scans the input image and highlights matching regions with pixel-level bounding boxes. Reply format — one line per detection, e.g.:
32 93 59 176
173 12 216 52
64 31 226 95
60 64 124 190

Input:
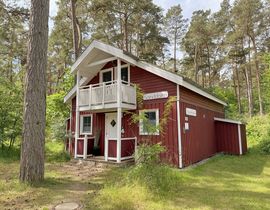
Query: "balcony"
78 80 136 111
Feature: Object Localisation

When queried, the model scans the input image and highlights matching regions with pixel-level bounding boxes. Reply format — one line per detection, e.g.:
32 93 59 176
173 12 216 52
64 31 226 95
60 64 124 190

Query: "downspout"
75 70 80 158
176 84 183 168
238 124 243 155
69 111 72 153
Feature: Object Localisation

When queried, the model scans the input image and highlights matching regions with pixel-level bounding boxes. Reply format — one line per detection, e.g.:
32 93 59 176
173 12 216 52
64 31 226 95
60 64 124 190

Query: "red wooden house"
64 40 247 168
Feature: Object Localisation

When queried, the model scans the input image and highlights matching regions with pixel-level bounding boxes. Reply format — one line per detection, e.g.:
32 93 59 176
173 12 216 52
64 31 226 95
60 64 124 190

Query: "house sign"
143 91 168 101
186 108 197 117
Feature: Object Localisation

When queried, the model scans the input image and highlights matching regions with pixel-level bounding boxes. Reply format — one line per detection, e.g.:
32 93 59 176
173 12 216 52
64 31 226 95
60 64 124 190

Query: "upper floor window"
121 67 129 83
100 68 113 83
139 109 159 135
114 64 130 83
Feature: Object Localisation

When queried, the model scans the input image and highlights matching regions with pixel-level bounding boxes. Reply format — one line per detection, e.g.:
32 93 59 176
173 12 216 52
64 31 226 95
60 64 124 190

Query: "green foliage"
211 86 240 119
0 77 23 149
247 114 270 154
135 143 165 165
260 138 270 154
46 92 69 141
45 141 70 162
261 54 270 113
0 145 20 162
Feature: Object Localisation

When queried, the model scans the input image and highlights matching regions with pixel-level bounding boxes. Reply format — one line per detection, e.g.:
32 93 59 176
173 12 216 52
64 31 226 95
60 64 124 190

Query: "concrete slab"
54 202 80 210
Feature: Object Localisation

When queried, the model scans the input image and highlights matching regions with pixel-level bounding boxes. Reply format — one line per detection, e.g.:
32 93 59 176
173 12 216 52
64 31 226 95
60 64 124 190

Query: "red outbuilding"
64 40 247 168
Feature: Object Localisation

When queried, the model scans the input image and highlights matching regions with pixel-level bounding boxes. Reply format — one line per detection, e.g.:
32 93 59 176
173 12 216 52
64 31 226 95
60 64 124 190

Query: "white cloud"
153 0 223 19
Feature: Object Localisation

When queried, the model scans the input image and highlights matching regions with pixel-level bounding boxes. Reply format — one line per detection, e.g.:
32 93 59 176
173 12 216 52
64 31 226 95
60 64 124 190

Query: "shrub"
135 143 165 165
259 128 270 154
246 114 270 154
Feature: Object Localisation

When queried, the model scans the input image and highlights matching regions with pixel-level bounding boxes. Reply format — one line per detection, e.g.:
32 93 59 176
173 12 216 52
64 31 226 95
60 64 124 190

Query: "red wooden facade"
215 121 247 155
65 41 247 168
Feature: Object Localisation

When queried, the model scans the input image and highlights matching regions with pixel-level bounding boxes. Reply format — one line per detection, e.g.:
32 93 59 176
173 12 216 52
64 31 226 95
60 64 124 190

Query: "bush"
46 92 69 142
126 143 183 195
260 138 270 154
45 141 70 162
135 143 165 165
247 114 270 154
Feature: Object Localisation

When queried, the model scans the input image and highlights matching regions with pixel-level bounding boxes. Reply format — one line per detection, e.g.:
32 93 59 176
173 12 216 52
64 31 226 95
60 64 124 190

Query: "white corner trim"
176 84 183 168
238 124 243 155
214 118 242 125
181 80 227 106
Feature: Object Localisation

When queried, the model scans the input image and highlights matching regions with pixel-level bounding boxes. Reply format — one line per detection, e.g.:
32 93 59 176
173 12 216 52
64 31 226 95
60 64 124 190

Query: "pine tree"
164 5 186 72
20 0 49 183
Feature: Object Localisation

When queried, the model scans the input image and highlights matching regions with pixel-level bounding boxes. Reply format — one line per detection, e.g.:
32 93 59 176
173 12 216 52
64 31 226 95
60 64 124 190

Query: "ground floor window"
139 109 159 135
80 114 93 135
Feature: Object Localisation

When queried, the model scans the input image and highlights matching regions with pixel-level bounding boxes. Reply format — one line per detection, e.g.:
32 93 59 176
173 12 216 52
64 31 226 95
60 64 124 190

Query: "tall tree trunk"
71 0 80 60
173 30 177 72
250 35 263 115
71 0 81 84
247 39 254 117
194 44 199 83
243 65 253 117
20 0 49 183
206 44 211 87
123 13 128 52
234 63 242 114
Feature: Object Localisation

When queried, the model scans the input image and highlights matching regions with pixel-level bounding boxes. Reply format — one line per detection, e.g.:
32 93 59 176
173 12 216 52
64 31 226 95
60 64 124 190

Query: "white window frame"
99 68 113 83
114 64 130 83
139 109 159 135
80 114 93 135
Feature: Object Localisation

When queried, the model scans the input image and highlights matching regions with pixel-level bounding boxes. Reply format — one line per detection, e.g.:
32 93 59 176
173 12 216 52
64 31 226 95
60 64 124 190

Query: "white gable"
64 40 226 106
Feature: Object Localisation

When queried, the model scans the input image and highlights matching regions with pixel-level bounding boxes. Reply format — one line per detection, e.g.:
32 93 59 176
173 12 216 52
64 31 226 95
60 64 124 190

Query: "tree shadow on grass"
111 153 270 210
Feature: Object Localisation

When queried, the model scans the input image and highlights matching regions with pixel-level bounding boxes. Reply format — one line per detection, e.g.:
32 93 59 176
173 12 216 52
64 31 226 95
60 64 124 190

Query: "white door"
105 112 117 139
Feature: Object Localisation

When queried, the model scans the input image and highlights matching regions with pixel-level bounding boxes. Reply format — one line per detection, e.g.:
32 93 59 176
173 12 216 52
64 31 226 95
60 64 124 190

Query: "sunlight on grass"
0 141 269 209
90 152 270 210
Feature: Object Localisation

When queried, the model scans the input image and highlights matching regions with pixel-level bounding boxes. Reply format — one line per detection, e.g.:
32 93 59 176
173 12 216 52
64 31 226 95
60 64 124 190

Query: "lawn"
0 141 269 210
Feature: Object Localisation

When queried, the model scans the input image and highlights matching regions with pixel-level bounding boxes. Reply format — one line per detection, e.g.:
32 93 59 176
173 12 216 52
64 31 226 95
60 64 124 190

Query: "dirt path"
48 160 110 209
0 160 111 210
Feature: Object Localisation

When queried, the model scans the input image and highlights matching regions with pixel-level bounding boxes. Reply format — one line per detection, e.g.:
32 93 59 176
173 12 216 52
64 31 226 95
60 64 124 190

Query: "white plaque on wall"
143 91 168 101
186 108 197 117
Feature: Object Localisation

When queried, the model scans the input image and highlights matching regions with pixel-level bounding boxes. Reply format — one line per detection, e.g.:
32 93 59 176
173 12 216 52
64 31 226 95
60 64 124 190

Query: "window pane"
102 71 112 82
145 112 156 125
121 67 128 82
143 111 157 134
83 116 91 133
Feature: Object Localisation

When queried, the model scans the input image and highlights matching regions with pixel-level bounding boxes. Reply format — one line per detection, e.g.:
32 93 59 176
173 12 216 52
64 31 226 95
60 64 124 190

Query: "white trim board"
65 40 227 106
238 124 243 155
214 118 242 125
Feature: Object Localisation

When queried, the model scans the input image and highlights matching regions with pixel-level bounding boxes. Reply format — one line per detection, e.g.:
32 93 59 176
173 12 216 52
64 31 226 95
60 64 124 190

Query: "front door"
105 112 117 139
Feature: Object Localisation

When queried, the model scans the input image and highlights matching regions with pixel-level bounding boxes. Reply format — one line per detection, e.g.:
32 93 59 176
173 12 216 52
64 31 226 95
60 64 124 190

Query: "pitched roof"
64 40 227 106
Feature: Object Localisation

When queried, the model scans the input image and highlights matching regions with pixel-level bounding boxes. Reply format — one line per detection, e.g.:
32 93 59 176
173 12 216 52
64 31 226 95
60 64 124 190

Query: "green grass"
45 140 70 162
88 152 270 210
0 140 270 209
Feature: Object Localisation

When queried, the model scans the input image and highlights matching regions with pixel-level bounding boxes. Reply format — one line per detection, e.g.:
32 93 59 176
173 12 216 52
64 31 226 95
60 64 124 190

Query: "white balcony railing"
78 80 136 109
